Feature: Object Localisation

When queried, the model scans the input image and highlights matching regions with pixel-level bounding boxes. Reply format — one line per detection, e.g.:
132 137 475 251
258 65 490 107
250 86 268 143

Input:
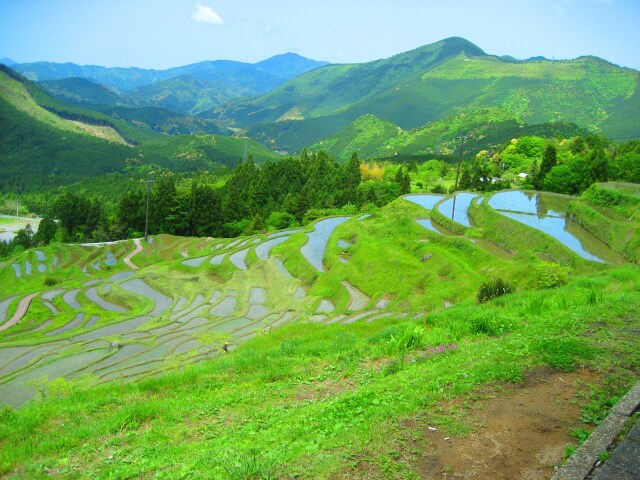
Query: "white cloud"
264 24 276 34
191 3 224 26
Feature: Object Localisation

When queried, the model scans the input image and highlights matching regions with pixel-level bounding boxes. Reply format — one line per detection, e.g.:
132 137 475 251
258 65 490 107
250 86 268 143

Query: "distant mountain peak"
255 53 330 79
0 57 17 66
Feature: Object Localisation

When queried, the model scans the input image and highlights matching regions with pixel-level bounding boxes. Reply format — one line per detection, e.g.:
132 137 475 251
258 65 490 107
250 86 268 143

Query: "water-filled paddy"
229 248 249 270
437 193 479 227
267 228 303 239
404 194 446 210
210 296 236 317
0 296 16 324
120 279 172 316
182 256 208 267
74 315 152 341
415 219 441 234
62 289 82 309
317 300 335 313
210 253 225 265
489 191 618 263
274 258 293 279
45 313 86 336
301 216 351 272
0 349 108 407
255 236 290 259
85 287 129 312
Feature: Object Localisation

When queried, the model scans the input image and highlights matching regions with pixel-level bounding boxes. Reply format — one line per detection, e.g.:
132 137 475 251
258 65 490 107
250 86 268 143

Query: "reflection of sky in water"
500 212 604 262
301 216 351 272
437 193 479 227
404 194 445 210
104 253 116 266
0 232 15 242
255 236 290 259
415 219 441 234
488 191 564 218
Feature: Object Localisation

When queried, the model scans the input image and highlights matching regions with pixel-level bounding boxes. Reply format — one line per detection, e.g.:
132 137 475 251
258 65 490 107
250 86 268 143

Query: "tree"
32 217 57 246
534 145 557 190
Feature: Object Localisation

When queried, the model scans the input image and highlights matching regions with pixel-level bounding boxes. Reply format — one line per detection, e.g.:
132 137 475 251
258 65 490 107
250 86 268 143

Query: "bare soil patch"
414 367 597 479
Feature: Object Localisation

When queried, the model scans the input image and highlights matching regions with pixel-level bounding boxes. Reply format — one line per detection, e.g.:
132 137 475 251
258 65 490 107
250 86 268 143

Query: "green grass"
0 265 638 478
1 183 638 478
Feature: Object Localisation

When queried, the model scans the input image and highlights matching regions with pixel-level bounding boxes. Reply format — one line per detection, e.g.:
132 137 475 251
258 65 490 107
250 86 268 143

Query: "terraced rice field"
0 193 629 407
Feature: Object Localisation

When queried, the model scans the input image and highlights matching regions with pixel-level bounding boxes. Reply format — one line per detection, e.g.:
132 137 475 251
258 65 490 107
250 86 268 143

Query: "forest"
1 133 639 259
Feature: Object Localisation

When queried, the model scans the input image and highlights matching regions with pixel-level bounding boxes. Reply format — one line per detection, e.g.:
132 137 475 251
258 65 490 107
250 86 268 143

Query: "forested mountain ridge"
12 53 329 115
209 37 640 154
0 65 281 190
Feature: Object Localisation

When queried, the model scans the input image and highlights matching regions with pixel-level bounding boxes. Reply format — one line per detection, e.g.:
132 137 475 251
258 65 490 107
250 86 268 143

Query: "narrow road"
0 293 38 332
123 238 143 270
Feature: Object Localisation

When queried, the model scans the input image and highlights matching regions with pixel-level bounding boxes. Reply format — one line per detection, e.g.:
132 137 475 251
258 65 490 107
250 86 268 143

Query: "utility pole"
451 135 469 220
144 178 155 243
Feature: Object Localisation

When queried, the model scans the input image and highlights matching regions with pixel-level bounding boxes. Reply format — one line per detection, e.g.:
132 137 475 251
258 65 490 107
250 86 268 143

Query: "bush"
43 277 60 287
476 278 515 303
536 262 572 288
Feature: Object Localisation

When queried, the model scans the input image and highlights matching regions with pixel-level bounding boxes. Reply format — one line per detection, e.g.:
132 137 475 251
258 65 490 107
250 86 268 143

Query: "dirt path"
123 238 143 269
0 293 38 332
414 367 596 480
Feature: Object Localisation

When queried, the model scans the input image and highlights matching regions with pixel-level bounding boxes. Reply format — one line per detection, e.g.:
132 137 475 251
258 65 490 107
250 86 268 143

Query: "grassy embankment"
0 265 637 478
0 186 638 478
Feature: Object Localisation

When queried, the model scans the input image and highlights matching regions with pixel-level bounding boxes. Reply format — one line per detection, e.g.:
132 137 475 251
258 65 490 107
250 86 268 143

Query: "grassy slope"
0 69 128 145
0 269 637 478
0 186 638 478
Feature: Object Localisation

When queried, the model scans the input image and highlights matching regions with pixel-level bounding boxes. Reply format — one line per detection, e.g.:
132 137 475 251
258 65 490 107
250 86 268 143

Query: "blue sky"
1 0 639 70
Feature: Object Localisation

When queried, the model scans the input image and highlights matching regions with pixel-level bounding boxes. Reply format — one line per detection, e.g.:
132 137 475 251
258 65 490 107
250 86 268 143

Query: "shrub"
536 262 572 288
43 277 60 286
476 278 515 303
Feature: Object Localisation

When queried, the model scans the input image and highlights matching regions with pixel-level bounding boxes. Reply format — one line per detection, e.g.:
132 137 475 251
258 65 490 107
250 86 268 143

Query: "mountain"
125 70 281 115
0 58 17 66
39 77 123 106
206 37 640 155
208 37 486 128
0 65 281 189
309 113 588 162
15 54 328 115
35 77 230 135
12 54 329 96
255 52 330 79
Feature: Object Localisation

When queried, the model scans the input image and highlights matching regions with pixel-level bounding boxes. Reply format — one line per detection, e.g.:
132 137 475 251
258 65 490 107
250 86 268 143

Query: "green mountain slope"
38 77 122 105
37 76 231 136
126 72 280 115
311 112 588 162
210 38 639 154
0 66 281 189
209 37 485 128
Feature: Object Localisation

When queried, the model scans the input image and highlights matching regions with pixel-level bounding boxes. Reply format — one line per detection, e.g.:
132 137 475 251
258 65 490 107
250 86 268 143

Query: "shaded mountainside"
38 77 123 106
208 38 639 155
36 76 231 136
0 66 281 189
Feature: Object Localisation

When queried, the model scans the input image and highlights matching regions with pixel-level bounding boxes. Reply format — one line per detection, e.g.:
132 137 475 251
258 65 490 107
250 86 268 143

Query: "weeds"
224 449 277 480
476 277 515 303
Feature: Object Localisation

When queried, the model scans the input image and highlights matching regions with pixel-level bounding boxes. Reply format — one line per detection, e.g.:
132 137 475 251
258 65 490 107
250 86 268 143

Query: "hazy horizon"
1 0 639 71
